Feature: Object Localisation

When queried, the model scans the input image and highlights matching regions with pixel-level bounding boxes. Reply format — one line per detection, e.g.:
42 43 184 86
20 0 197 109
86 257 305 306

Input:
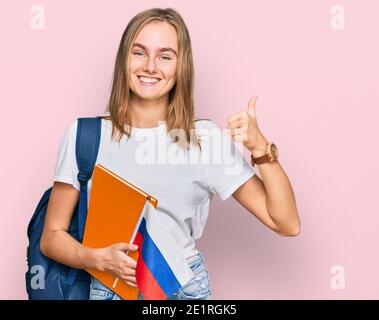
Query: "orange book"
82 163 158 300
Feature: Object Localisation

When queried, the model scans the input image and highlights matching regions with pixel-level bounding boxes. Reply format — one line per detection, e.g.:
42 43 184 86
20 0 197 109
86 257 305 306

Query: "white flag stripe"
129 201 147 246
143 201 194 286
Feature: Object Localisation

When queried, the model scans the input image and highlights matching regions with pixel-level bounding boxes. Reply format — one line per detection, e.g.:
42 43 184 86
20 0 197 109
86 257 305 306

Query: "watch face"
270 143 278 159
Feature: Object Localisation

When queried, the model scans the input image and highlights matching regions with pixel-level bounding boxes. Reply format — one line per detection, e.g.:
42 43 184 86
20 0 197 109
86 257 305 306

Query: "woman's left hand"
227 96 270 158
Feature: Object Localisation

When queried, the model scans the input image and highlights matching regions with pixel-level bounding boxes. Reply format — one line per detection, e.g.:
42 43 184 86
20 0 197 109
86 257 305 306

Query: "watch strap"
250 153 273 167
250 142 277 167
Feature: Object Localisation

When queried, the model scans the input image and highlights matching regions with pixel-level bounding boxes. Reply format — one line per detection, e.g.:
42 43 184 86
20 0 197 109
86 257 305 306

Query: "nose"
143 56 158 74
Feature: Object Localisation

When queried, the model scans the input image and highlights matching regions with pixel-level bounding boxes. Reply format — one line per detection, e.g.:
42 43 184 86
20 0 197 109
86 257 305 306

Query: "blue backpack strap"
76 117 102 241
62 116 101 299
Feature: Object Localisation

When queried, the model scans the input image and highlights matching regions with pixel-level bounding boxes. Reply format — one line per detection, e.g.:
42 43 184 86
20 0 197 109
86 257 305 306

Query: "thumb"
248 96 257 119
116 242 138 251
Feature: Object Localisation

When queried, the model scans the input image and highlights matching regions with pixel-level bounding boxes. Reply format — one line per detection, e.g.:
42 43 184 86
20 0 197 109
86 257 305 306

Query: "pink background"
1 0 378 299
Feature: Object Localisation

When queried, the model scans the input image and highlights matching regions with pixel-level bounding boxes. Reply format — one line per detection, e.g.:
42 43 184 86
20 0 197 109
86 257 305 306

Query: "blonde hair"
101 7 205 151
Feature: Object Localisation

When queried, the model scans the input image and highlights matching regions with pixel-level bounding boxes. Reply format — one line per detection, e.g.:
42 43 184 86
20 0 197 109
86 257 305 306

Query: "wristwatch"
250 142 279 167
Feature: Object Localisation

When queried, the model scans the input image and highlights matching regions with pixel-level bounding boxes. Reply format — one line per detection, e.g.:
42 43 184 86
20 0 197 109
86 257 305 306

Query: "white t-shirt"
54 116 256 263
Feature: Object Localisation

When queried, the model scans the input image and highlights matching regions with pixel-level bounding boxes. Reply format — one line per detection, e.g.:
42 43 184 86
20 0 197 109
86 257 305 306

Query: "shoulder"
194 118 219 131
61 116 102 145
194 119 225 139
60 119 78 142
68 118 79 132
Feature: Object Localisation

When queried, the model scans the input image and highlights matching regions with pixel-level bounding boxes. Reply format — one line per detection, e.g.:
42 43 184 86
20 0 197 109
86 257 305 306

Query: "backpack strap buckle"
77 171 89 186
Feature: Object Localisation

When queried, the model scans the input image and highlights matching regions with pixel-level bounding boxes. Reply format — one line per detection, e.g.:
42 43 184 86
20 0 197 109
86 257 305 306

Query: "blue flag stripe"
138 218 182 296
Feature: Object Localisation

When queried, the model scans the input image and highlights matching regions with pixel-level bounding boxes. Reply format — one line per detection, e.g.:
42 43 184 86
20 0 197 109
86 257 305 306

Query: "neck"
128 94 168 128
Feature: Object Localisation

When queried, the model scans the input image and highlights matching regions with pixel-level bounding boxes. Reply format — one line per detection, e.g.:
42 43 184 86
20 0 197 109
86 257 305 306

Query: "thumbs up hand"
226 96 269 157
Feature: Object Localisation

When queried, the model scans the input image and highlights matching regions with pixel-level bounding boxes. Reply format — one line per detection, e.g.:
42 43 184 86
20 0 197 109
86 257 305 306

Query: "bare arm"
40 182 93 269
227 98 300 237
232 160 300 236
40 181 139 287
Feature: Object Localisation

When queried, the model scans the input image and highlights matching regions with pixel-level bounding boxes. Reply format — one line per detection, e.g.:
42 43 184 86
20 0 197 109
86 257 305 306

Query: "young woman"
40 7 300 300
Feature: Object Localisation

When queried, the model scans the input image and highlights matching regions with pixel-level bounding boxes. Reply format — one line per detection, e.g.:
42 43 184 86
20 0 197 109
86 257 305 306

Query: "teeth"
138 76 160 83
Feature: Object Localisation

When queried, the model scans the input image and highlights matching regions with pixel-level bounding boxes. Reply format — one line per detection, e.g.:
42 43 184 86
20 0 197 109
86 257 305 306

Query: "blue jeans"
89 252 212 300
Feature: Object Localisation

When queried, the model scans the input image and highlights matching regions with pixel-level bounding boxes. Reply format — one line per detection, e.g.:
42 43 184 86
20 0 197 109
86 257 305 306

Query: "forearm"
228 98 300 235
41 230 100 270
256 159 300 234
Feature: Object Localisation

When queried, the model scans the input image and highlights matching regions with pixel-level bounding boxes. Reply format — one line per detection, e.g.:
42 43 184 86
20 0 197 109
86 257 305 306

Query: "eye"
132 51 144 57
132 51 172 60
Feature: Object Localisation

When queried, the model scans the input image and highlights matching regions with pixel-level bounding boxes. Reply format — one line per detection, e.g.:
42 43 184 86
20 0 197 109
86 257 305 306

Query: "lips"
137 76 161 86
137 75 161 80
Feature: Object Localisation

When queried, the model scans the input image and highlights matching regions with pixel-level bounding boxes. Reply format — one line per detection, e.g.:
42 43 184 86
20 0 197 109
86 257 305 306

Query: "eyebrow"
132 43 177 56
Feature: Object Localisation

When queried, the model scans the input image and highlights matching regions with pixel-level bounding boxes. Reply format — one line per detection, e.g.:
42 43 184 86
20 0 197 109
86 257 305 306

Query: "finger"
231 134 244 142
120 265 136 277
227 111 248 123
125 281 138 288
119 262 136 274
123 275 137 283
119 271 135 281
119 273 128 281
116 242 138 252
247 96 257 119
227 118 248 129
125 257 137 269
129 268 136 277
229 127 245 136
231 131 245 139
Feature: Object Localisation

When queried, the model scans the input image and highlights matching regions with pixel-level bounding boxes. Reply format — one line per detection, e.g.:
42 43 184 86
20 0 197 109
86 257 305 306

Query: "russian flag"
132 200 194 300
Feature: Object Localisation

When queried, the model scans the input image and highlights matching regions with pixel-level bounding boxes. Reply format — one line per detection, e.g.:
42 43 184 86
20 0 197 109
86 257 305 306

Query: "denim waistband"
187 252 202 265
188 252 209 275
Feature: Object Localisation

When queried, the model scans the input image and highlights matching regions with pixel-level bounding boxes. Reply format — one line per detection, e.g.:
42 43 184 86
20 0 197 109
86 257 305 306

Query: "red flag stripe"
134 231 167 300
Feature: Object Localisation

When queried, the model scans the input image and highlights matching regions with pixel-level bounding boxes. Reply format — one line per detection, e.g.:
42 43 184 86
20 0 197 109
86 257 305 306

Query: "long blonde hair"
101 7 205 151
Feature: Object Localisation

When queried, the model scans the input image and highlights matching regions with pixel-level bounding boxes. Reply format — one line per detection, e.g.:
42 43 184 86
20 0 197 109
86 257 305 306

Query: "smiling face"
128 21 179 102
